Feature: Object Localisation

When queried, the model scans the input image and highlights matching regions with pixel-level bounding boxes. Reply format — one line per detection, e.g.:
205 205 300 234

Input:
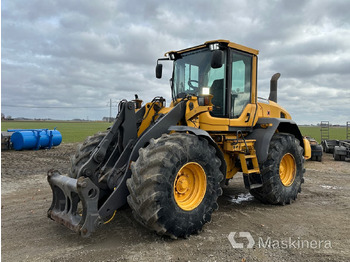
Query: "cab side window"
231 52 252 118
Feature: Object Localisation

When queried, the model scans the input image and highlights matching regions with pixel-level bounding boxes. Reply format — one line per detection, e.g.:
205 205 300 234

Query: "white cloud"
2 0 350 124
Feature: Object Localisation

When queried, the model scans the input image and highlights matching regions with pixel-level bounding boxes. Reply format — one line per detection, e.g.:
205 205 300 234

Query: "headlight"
202 87 210 95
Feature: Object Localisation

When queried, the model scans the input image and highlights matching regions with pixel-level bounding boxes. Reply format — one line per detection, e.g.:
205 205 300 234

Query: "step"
246 168 260 174
243 155 256 159
250 183 263 189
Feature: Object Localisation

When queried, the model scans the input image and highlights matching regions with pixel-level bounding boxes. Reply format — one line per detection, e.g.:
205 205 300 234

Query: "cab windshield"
172 47 252 118
172 49 227 106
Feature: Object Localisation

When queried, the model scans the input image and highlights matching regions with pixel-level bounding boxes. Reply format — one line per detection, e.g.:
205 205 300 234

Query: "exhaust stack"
269 73 281 103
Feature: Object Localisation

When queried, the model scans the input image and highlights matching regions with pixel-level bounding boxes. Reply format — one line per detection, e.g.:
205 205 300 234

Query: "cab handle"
245 113 251 123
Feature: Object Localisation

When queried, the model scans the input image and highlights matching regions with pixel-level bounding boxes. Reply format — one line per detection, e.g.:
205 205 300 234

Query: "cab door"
228 49 258 128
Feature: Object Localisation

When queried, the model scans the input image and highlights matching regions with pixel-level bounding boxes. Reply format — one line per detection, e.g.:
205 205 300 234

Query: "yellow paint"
257 101 292 119
103 210 116 224
303 137 312 160
137 102 170 137
223 152 239 179
238 151 260 175
198 113 230 131
251 56 258 103
229 104 258 128
173 162 207 211
223 139 256 152
219 137 260 178
279 153 296 186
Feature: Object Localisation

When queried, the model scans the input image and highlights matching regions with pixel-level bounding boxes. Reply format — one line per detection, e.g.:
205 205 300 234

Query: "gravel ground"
1 143 350 261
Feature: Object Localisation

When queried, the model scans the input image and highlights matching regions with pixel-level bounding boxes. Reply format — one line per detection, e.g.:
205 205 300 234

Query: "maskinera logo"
228 232 332 249
227 232 255 249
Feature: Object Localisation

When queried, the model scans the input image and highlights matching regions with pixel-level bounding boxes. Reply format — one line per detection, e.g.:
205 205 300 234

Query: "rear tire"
250 133 304 205
126 133 223 238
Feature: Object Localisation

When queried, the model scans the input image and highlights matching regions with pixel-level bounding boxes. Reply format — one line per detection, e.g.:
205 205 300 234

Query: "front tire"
126 133 223 238
69 131 111 205
69 131 108 180
250 133 305 205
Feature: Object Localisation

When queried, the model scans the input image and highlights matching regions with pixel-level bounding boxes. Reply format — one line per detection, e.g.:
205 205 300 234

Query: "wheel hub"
176 176 189 194
279 153 296 186
174 162 207 211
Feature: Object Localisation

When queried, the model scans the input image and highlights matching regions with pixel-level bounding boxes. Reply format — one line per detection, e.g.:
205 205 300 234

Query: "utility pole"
109 98 112 122
106 99 119 123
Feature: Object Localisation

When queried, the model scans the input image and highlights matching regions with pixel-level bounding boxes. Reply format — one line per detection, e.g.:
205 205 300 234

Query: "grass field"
2 121 347 143
1 121 111 143
299 126 347 143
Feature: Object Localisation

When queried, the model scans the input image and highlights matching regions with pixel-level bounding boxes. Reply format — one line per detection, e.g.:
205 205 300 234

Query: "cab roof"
166 39 259 57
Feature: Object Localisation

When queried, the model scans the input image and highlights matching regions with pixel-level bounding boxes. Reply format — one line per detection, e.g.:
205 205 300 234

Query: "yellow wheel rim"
173 162 207 211
279 153 296 186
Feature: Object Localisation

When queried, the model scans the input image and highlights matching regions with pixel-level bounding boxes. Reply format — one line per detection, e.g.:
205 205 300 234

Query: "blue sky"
2 0 350 124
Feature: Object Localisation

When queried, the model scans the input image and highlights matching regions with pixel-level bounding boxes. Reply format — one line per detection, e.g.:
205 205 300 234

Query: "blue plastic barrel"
8 129 62 151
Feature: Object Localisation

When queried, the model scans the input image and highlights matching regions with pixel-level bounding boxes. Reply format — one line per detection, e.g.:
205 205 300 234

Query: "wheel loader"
47 39 311 238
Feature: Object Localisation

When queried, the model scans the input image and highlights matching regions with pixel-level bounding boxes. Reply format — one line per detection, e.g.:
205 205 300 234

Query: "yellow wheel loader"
47 40 311 238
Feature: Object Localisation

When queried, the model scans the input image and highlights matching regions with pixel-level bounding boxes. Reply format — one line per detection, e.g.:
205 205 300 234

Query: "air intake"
269 73 281 103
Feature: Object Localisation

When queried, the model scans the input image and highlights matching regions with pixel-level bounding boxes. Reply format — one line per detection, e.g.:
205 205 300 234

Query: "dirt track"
1 143 350 261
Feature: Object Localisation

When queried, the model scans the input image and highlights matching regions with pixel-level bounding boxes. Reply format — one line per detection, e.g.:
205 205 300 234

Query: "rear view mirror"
156 64 163 79
211 50 223 69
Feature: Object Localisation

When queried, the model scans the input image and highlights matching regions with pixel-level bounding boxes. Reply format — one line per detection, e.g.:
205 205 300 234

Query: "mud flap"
47 170 102 237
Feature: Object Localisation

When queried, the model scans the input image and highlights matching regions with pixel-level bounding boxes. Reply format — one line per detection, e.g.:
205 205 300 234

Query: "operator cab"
157 40 258 120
